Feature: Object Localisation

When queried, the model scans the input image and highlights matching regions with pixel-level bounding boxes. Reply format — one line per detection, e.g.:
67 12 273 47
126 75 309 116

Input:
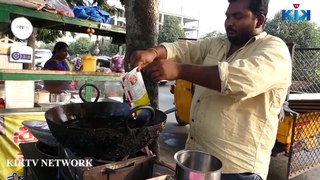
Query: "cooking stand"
19 142 175 180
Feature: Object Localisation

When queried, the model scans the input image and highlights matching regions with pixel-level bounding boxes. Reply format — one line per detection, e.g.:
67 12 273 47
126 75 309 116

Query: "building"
159 11 199 39
111 5 199 39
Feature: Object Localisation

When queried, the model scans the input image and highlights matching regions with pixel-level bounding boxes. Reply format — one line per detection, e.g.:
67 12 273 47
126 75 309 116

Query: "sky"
159 0 320 37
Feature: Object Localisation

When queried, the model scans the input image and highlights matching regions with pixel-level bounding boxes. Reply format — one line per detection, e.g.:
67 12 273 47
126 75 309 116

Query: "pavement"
157 83 320 180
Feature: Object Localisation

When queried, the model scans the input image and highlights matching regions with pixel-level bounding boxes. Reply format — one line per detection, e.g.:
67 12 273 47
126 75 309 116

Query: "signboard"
99 23 112 30
10 17 33 40
9 45 33 64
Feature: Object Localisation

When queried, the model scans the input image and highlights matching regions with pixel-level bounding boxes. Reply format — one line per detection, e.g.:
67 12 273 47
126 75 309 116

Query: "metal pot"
50 90 71 103
45 83 167 160
22 120 59 147
174 150 223 180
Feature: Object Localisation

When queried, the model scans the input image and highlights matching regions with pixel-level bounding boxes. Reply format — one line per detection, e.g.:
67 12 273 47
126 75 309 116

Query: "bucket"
82 55 97 72
174 150 223 180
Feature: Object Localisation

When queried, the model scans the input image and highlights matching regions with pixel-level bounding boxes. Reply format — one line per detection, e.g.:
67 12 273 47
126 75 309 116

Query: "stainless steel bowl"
174 150 223 180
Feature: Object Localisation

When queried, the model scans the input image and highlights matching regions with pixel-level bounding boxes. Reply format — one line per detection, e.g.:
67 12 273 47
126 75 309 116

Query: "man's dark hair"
52 41 68 56
228 0 269 17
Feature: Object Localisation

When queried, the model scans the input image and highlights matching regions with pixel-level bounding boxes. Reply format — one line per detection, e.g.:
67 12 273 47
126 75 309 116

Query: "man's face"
225 0 258 45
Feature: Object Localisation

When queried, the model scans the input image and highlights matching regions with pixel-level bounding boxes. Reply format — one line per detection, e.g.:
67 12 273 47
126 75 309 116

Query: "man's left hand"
144 59 181 82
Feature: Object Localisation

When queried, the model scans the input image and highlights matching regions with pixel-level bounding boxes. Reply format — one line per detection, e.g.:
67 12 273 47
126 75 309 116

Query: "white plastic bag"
46 0 74 17
121 67 150 108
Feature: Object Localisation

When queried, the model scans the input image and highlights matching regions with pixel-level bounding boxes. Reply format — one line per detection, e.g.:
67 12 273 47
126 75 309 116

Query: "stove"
60 145 154 180
19 142 174 180
19 142 59 180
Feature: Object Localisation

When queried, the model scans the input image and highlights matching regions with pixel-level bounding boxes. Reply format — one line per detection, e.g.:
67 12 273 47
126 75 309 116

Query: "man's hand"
145 59 181 82
130 48 158 70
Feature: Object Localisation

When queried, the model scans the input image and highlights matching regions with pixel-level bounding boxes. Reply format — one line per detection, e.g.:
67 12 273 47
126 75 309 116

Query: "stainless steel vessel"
174 150 223 180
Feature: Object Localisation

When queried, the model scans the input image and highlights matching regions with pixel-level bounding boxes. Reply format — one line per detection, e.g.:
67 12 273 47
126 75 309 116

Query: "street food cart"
0 2 128 179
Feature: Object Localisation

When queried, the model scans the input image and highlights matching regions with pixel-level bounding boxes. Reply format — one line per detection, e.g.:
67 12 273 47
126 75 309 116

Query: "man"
131 0 291 179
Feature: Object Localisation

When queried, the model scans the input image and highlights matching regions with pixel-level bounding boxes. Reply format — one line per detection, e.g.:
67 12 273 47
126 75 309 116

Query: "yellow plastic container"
82 55 97 72
173 79 193 125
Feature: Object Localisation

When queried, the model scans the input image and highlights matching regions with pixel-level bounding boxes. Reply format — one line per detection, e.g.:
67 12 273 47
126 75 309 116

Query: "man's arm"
131 40 222 91
149 46 167 60
142 45 221 91
179 64 221 92
145 58 221 92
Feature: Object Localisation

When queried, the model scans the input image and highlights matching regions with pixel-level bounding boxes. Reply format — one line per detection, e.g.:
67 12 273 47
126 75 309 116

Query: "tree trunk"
24 28 38 69
123 0 161 159
124 0 159 109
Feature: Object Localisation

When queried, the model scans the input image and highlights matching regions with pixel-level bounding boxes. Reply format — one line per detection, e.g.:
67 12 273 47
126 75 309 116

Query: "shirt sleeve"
218 36 292 101
161 38 218 65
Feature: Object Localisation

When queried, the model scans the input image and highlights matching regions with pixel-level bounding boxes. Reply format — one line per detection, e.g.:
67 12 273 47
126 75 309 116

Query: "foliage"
158 16 186 44
119 0 125 5
200 30 225 39
66 0 86 6
36 29 65 44
90 38 119 56
37 43 55 51
68 37 93 55
68 37 119 56
265 11 320 48
265 11 320 91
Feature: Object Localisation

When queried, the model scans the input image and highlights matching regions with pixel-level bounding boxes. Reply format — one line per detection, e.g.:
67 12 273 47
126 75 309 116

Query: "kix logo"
282 4 311 21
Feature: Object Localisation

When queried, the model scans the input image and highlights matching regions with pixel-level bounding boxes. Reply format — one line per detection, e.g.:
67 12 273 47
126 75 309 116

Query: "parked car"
97 56 112 68
34 49 52 68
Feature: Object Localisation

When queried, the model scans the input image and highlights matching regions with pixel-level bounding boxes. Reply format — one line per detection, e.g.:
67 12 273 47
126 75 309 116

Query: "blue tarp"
73 6 111 23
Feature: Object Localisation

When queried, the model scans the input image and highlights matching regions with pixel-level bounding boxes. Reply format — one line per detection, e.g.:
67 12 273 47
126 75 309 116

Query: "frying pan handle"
79 83 100 102
125 106 155 133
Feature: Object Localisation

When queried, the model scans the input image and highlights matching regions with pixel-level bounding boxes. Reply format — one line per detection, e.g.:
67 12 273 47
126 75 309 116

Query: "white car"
34 49 52 68
97 56 112 68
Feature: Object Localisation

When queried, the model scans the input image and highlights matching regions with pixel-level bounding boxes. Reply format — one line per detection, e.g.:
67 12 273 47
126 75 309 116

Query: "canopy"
0 3 126 44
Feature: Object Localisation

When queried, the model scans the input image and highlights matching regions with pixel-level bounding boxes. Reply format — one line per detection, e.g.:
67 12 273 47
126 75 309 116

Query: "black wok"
45 84 167 160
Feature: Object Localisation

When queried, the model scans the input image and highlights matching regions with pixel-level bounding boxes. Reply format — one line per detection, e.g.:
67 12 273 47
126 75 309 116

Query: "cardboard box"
5 81 34 109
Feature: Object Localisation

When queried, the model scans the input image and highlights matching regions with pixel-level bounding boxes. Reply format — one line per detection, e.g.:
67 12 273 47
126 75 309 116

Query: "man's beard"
226 26 254 45
227 34 251 45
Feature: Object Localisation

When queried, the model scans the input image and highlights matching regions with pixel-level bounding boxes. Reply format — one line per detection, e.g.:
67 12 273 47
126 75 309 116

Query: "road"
157 81 189 166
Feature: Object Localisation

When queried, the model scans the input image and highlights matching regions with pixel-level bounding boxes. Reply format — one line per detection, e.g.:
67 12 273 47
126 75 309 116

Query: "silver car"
34 49 52 68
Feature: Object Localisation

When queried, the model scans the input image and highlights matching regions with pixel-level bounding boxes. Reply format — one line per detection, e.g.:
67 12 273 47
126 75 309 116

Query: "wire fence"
286 48 320 179
291 48 320 93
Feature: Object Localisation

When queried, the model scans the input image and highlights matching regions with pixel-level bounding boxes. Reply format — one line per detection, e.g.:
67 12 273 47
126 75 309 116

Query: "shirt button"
197 99 200 103
190 137 194 140
191 119 195 122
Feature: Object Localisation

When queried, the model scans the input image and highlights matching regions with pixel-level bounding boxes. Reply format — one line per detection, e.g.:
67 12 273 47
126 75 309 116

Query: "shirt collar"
250 31 267 42
222 31 267 52
222 31 267 42
240 31 268 46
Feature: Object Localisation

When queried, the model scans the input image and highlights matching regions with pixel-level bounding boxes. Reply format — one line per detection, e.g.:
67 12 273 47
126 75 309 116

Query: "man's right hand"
130 48 159 71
